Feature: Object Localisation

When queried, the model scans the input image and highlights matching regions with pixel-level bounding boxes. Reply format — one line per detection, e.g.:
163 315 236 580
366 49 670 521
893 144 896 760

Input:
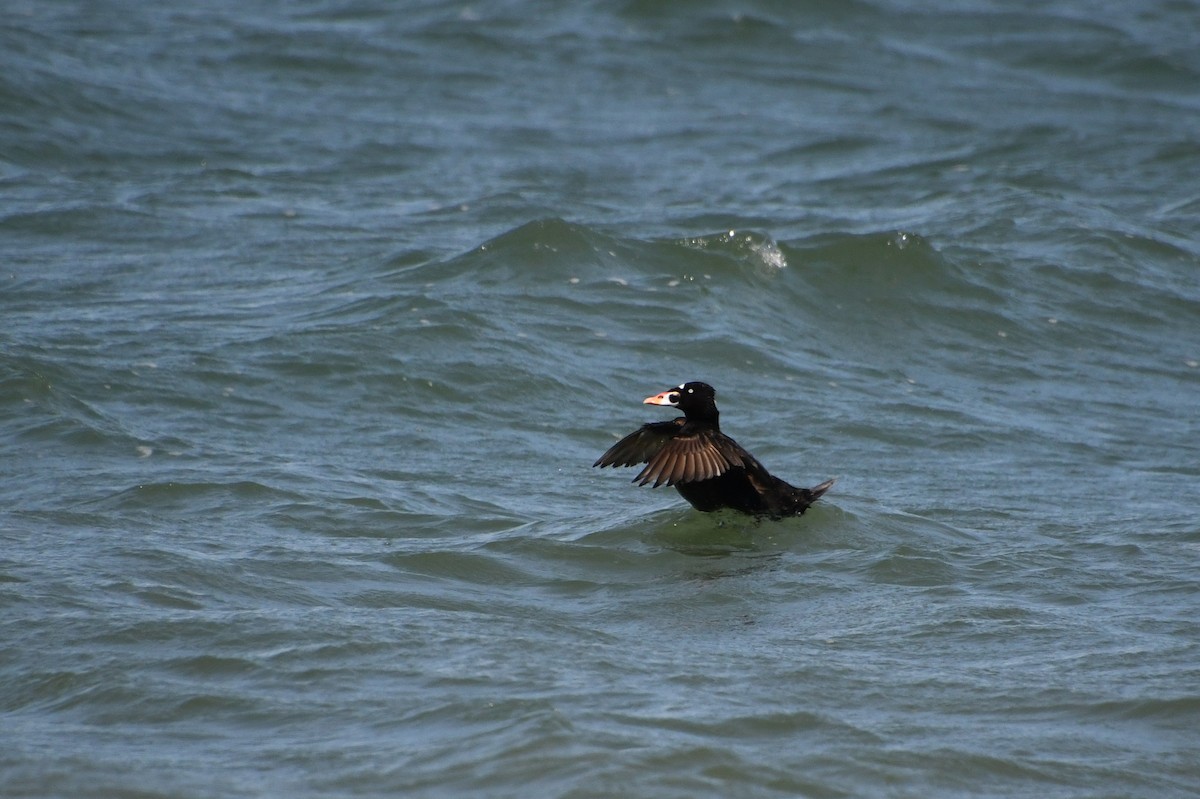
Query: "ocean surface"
3 1 1199 797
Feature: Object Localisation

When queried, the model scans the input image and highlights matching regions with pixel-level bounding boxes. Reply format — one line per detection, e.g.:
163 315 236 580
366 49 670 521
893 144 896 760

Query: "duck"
594 381 834 518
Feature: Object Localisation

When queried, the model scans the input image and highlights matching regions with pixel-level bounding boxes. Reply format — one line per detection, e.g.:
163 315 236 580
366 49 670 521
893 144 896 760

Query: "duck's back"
675 466 833 518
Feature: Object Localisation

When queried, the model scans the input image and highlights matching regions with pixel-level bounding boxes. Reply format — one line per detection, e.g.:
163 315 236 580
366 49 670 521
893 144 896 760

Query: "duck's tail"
807 478 836 501
786 477 835 516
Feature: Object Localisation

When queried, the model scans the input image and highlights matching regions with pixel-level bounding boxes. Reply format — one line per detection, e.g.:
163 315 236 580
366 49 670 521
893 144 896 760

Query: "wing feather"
700 447 724 481
594 421 680 468
672 449 691 485
649 455 672 488
598 422 753 489
681 451 697 483
635 449 669 487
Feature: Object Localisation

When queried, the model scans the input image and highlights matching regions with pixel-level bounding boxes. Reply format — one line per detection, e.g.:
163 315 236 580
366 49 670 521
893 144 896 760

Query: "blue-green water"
3 2 1199 797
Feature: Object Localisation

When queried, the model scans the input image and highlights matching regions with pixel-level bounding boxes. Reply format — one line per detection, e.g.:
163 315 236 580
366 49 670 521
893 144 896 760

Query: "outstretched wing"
595 422 748 488
594 421 681 469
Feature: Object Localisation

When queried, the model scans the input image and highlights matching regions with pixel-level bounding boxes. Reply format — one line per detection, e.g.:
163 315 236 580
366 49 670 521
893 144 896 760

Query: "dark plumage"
594 382 834 518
